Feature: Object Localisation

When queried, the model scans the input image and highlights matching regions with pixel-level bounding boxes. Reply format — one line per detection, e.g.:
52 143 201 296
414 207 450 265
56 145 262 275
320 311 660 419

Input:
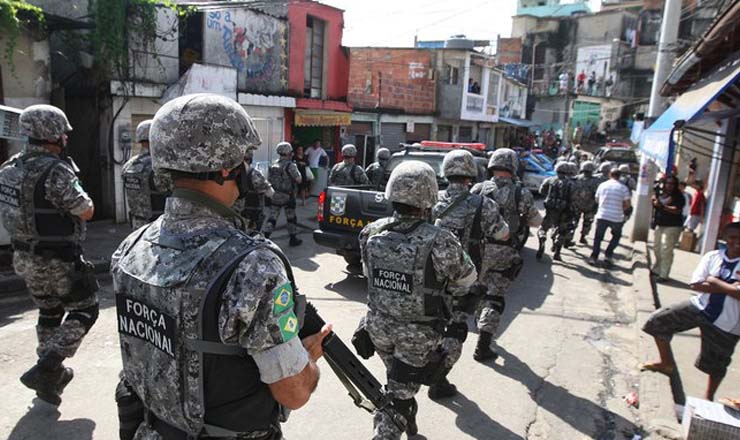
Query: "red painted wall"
287 0 349 101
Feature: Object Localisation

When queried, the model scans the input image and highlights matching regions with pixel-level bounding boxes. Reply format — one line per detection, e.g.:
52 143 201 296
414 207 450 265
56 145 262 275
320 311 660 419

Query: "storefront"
238 93 294 170
287 108 351 163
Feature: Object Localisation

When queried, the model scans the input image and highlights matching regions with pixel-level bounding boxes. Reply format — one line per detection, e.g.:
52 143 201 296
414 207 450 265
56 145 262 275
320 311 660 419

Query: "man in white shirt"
641 222 740 404
306 139 328 179
588 168 631 266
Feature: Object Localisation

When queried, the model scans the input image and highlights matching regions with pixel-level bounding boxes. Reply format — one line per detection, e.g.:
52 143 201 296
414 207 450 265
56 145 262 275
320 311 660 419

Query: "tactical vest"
433 191 483 268
239 167 264 214
122 153 168 221
114 217 301 437
571 175 599 212
544 177 570 212
474 178 522 247
269 160 295 195
364 219 449 323
0 152 81 257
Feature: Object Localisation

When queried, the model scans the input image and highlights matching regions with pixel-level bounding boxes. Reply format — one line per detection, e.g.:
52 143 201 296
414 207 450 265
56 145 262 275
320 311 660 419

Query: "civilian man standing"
589 168 631 266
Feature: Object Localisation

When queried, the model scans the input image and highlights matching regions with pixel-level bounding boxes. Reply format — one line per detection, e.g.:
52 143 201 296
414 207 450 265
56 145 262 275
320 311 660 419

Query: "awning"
641 56 740 167
499 117 540 128
294 109 351 127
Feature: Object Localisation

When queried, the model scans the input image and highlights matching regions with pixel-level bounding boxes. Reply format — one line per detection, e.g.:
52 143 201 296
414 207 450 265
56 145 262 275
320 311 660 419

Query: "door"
381 123 406 150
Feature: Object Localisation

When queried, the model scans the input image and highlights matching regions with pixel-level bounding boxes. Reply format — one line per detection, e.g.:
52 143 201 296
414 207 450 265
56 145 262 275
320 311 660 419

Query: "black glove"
444 321 469 343
351 318 375 359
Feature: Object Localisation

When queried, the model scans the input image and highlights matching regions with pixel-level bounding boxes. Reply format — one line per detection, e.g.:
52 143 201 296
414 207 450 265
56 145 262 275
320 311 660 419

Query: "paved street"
0 210 650 440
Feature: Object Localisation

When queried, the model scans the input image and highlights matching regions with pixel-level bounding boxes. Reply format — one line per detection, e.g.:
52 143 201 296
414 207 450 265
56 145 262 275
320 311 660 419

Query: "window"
446 65 459 85
304 16 326 98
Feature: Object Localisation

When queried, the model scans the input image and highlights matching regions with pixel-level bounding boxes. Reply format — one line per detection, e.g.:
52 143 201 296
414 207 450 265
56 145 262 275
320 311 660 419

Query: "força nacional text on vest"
116 295 176 357
372 268 413 294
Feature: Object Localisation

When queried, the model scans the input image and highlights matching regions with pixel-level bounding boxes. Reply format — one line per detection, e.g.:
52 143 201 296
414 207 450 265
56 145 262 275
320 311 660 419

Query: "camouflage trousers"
571 209 596 238
537 209 572 248
365 309 442 440
438 310 468 371
262 204 297 236
476 244 521 335
13 251 99 359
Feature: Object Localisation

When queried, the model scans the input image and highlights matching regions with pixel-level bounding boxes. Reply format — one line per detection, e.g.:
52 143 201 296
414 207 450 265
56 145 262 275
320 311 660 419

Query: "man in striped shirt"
588 167 631 266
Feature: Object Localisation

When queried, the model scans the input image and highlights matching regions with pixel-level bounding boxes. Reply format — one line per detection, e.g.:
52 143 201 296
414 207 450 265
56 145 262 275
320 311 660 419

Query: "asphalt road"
0 224 645 440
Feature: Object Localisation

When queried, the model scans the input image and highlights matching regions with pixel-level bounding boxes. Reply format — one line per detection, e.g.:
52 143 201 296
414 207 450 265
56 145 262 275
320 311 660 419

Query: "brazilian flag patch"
273 282 294 316
278 313 299 342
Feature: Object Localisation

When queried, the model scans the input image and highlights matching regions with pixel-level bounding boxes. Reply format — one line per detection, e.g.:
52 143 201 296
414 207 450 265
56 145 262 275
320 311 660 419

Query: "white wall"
128 8 179 84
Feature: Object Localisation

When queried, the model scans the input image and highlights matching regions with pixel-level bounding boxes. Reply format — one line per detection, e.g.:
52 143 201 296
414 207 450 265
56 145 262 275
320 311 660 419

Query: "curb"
633 241 683 439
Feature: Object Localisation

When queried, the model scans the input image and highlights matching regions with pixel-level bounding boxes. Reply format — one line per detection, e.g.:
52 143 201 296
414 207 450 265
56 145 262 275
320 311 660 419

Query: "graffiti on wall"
205 9 288 93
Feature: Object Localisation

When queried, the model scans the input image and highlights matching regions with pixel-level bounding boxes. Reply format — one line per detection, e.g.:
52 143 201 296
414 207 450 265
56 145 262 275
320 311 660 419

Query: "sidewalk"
0 197 320 297
634 237 740 438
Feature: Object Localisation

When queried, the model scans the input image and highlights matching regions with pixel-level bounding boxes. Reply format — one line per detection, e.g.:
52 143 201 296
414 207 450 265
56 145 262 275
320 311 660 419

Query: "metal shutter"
381 123 406 150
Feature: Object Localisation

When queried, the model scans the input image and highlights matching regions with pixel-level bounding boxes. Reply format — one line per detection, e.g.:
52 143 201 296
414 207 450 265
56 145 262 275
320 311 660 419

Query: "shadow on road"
8 399 95 440
490 348 638 439
323 274 368 304
496 246 554 338
436 390 522 440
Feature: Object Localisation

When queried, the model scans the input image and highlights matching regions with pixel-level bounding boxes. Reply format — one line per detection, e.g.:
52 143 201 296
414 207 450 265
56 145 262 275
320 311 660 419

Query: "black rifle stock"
299 302 407 431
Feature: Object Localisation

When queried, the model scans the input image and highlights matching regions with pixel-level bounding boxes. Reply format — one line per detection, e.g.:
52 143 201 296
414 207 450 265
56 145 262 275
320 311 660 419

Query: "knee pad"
392 397 417 419
38 306 65 328
484 295 505 314
66 303 99 333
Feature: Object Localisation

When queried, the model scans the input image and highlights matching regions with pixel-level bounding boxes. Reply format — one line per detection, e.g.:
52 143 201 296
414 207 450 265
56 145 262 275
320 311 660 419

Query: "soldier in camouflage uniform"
570 161 600 245
471 148 541 361
618 164 636 192
537 161 573 261
595 161 613 184
561 161 580 249
112 94 330 440
121 119 173 229
0 105 98 406
233 149 274 232
366 147 391 189
329 144 370 186
360 161 477 439
430 150 509 398
264 142 303 246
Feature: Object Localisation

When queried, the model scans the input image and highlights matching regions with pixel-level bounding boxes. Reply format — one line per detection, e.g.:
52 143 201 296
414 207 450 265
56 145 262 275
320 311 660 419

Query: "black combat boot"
473 331 497 362
289 234 302 247
536 237 545 260
20 353 71 406
428 376 458 400
553 245 562 261
579 234 588 245
392 397 418 436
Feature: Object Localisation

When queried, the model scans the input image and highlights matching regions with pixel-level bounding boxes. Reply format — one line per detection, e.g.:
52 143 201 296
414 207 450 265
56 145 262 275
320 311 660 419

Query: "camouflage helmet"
150 94 261 173
566 161 578 175
580 160 596 173
442 149 477 178
377 147 391 161
342 144 358 158
19 104 73 142
135 119 153 143
598 161 613 175
276 141 293 156
555 161 570 174
618 163 630 173
488 148 517 173
385 160 438 209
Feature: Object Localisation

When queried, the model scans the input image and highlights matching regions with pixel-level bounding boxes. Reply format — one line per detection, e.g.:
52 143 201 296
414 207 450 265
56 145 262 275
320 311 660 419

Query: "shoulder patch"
278 312 299 342
273 282 294 316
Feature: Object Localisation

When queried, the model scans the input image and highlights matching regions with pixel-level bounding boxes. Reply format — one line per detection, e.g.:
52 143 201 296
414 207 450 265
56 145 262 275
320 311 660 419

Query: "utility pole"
631 0 682 242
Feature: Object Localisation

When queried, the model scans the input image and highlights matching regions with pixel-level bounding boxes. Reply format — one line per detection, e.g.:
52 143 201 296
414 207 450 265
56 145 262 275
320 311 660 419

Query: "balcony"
465 93 485 112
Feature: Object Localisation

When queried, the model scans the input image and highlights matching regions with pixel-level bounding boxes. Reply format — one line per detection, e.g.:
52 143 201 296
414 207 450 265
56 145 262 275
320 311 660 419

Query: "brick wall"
348 48 436 114
497 37 523 65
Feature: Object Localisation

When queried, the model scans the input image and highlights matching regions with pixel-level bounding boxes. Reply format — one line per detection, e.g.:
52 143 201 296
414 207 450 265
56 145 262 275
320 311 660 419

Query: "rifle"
299 302 407 431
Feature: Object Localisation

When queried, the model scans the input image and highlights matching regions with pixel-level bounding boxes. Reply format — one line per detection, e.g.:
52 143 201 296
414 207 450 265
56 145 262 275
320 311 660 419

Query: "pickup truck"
312 146 489 271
